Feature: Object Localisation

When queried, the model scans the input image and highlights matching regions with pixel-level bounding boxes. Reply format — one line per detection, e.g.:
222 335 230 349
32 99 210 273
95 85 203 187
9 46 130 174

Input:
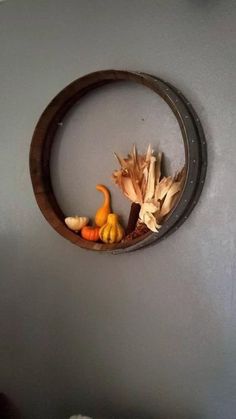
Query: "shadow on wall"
96 409 201 419
4 225 225 419
0 394 21 419
187 0 220 9
0 392 200 419
60 254 224 419
70 409 201 419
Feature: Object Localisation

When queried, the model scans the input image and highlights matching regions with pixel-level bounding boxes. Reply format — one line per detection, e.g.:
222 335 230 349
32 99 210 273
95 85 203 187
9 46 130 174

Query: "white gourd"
65 216 89 232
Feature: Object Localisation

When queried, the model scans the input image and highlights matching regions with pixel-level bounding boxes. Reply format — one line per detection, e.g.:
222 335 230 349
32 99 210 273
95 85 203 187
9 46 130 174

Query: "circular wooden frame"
30 70 207 253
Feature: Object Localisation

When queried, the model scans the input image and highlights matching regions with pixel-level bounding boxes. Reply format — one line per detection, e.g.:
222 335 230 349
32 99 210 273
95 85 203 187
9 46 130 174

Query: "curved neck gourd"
95 185 111 227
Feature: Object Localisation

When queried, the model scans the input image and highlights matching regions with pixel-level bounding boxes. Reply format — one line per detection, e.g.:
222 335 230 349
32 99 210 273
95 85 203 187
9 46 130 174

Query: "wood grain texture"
29 70 207 253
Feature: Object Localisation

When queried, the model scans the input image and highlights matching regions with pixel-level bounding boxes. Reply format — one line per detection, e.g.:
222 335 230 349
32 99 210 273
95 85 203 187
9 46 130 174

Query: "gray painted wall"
1 1 236 419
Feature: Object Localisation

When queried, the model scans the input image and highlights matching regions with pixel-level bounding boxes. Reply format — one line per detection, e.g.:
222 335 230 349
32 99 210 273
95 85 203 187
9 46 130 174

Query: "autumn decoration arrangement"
64 145 185 245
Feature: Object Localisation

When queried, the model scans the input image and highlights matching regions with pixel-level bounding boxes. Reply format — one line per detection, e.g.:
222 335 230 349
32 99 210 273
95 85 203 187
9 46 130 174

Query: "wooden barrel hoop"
29 70 207 253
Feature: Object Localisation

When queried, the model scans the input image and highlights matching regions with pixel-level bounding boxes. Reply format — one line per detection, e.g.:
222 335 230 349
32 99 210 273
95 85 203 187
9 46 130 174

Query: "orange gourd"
81 226 100 242
95 185 111 227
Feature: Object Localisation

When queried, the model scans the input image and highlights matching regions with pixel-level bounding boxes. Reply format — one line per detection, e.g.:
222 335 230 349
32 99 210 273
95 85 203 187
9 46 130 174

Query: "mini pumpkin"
81 226 100 242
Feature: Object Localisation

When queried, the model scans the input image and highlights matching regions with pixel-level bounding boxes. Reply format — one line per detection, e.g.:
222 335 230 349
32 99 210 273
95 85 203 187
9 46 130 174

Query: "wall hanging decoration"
29 70 207 253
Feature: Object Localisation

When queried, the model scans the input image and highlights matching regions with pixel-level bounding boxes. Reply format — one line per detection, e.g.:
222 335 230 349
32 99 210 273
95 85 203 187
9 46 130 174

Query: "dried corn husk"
112 145 185 233
158 167 186 221
113 144 151 204
139 202 161 232
144 155 156 202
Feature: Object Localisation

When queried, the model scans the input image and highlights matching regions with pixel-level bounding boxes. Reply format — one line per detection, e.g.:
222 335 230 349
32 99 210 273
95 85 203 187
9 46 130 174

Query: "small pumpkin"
99 213 124 244
81 226 100 242
95 184 111 227
65 216 89 232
